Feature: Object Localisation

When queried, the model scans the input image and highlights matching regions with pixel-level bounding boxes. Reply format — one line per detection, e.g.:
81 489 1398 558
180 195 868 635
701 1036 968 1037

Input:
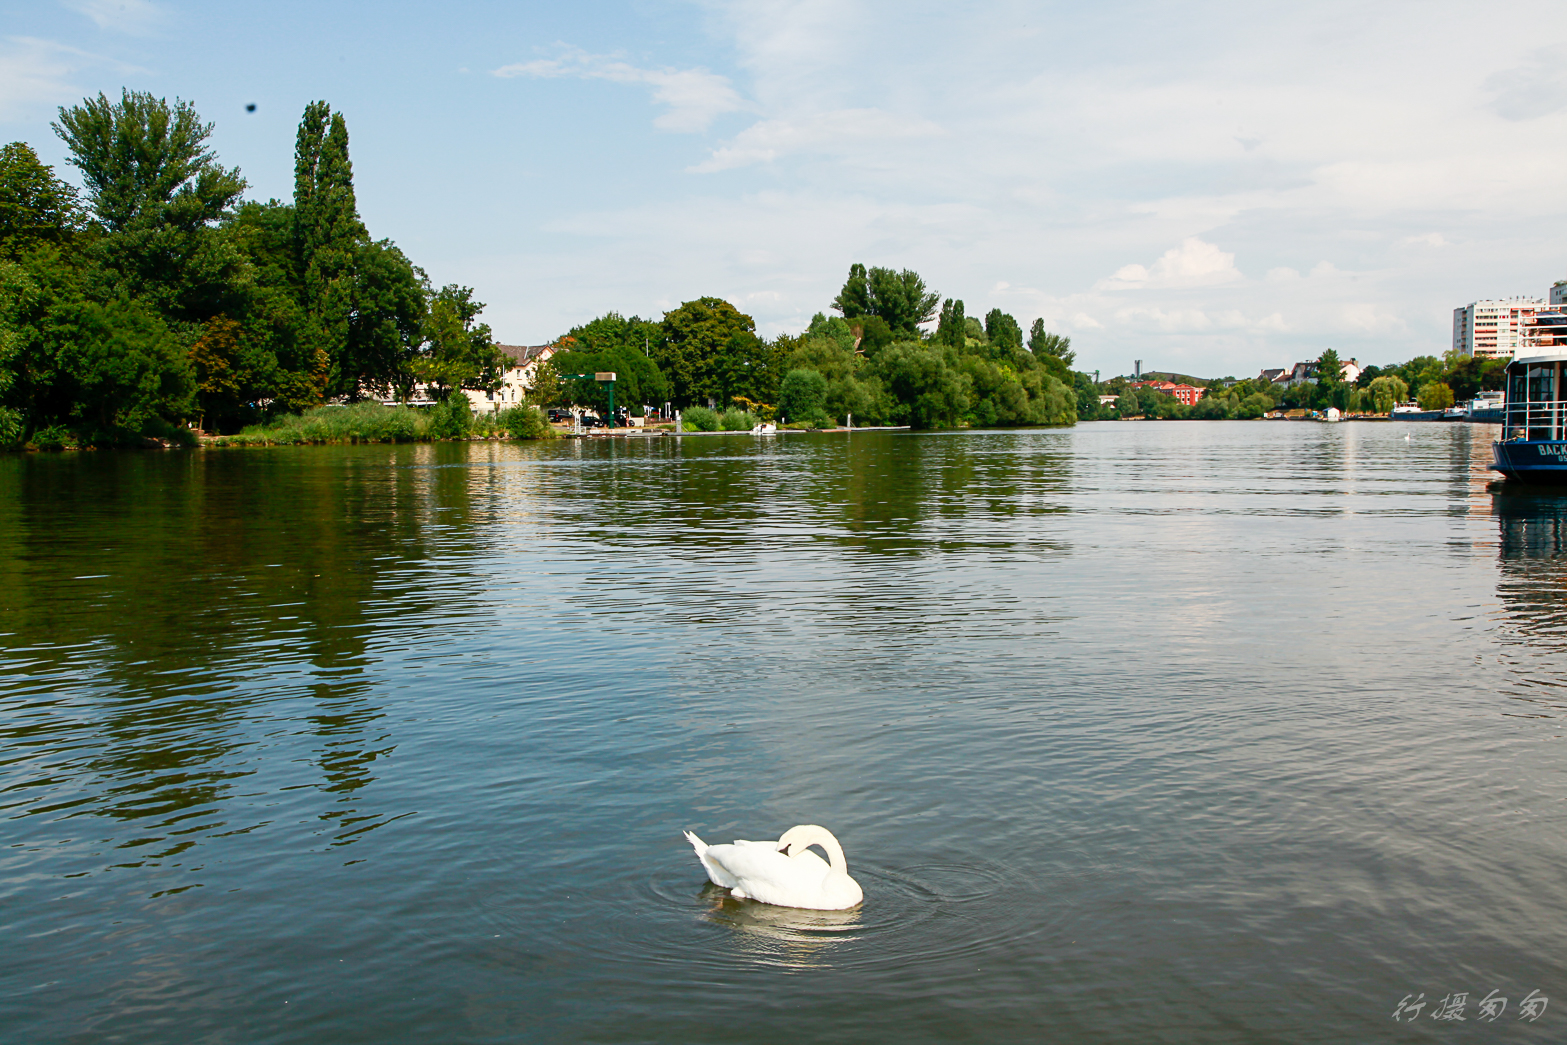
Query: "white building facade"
1453 298 1545 359
464 343 556 414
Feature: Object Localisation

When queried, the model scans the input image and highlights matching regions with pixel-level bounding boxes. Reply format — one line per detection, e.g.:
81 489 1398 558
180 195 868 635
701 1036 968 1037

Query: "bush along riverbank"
212 400 555 447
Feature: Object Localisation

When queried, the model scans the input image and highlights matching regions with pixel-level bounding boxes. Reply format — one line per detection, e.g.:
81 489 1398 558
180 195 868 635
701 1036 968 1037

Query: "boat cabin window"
1509 360 1567 441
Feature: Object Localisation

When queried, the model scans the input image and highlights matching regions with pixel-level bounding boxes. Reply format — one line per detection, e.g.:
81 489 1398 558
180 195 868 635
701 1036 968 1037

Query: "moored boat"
1391 400 1444 421
1467 390 1505 424
1489 351 1567 481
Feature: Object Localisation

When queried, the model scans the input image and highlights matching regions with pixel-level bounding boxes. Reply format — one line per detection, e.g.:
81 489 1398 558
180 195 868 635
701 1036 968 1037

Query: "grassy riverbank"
212 401 556 446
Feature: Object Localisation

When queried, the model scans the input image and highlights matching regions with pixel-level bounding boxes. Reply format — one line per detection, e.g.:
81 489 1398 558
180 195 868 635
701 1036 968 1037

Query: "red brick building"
1131 380 1206 406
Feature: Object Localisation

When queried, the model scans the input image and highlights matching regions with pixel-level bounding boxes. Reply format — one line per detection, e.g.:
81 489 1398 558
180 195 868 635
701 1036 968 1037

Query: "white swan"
683 824 863 910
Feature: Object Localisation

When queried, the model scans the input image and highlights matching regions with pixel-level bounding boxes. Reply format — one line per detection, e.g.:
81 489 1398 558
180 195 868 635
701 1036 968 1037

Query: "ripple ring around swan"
466 852 1065 977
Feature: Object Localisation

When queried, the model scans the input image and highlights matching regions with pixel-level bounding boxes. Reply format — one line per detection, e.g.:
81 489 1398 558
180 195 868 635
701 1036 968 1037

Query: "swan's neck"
795 826 847 875
818 834 848 875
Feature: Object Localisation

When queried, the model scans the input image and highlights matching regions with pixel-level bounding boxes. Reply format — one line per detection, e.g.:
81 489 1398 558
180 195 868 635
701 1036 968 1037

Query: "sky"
3 0 1566 379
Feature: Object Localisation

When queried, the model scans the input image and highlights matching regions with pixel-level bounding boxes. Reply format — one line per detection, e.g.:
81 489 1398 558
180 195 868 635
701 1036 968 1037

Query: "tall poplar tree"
291 102 422 400
293 102 361 399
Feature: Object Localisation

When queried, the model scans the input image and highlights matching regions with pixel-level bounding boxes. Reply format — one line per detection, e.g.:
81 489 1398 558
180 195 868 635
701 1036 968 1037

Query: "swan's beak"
777 843 791 855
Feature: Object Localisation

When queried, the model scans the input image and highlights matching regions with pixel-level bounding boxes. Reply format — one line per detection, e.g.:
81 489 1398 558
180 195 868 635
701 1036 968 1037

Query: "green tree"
867 267 939 337
831 263 871 318
294 101 356 395
526 358 561 406
53 90 245 235
567 311 663 359
1235 392 1275 419
984 309 1023 356
551 339 669 417
1418 381 1455 411
1 246 190 441
410 284 506 400
1028 320 1075 366
343 237 425 400
0 143 83 256
657 297 756 407
189 313 241 429
712 330 783 406
1366 374 1408 414
1443 355 1505 401
936 298 966 348
222 199 322 416
871 342 970 428
778 367 828 426
294 102 364 398
0 260 33 435
846 314 892 356
53 90 248 322
1316 348 1345 410
831 263 940 337
805 313 856 353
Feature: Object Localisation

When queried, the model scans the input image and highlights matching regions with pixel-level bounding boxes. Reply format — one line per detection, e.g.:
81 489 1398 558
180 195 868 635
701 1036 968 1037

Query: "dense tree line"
0 90 503 447
545 264 1077 430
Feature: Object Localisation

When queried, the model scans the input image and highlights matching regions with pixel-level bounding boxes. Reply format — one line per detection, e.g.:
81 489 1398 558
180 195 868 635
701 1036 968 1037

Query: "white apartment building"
1551 281 1566 307
1453 298 1545 359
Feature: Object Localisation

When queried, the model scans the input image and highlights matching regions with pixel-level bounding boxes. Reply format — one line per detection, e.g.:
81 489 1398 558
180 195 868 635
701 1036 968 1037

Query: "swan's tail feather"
683 829 707 855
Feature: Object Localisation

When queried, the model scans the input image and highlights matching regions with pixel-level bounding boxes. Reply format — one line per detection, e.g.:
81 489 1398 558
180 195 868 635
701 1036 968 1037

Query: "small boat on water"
1467 390 1505 424
1391 400 1444 422
1489 351 1567 481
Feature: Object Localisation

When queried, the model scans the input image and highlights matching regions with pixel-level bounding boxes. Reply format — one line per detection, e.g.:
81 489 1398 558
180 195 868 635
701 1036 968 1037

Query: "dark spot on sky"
246 103 257 113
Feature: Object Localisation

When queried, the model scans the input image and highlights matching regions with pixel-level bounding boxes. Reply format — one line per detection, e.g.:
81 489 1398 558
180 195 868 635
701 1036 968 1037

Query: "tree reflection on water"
0 444 495 886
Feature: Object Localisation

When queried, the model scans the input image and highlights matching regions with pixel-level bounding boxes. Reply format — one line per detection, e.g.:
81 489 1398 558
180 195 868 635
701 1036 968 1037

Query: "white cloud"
1338 304 1407 336
1115 306 1215 332
689 108 942 172
456 1 1567 378
1098 239 1244 290
493 47 745 132
1485 47 1567 120
0 36 135 121
63 0 165 35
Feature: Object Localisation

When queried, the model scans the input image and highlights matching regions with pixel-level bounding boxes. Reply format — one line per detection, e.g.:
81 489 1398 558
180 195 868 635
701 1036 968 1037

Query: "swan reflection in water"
697 883 862 968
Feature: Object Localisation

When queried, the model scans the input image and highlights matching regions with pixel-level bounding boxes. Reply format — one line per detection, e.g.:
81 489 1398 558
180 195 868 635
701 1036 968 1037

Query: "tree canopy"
0 90 501 445
831 263 940 337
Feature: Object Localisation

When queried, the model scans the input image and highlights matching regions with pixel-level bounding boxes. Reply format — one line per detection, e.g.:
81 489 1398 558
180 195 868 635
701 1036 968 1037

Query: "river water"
2 421 1563 1043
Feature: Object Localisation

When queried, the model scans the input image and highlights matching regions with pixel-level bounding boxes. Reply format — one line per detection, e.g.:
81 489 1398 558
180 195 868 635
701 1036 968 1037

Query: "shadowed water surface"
2 421 1564 1042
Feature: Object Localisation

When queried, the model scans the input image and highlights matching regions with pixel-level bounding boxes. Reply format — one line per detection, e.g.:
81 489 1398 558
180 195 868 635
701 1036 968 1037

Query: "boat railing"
1502 402 1567 440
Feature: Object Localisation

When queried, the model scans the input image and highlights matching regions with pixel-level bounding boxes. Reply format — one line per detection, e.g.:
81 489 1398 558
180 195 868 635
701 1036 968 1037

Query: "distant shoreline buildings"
1453 280 1567 360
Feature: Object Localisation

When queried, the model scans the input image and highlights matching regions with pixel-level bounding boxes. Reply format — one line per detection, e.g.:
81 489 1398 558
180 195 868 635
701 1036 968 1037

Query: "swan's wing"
706 843 793 887
710 845 839 907
732 838 781 850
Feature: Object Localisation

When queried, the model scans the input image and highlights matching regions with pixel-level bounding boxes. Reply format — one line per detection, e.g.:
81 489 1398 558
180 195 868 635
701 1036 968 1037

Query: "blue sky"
4 0 1566 378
